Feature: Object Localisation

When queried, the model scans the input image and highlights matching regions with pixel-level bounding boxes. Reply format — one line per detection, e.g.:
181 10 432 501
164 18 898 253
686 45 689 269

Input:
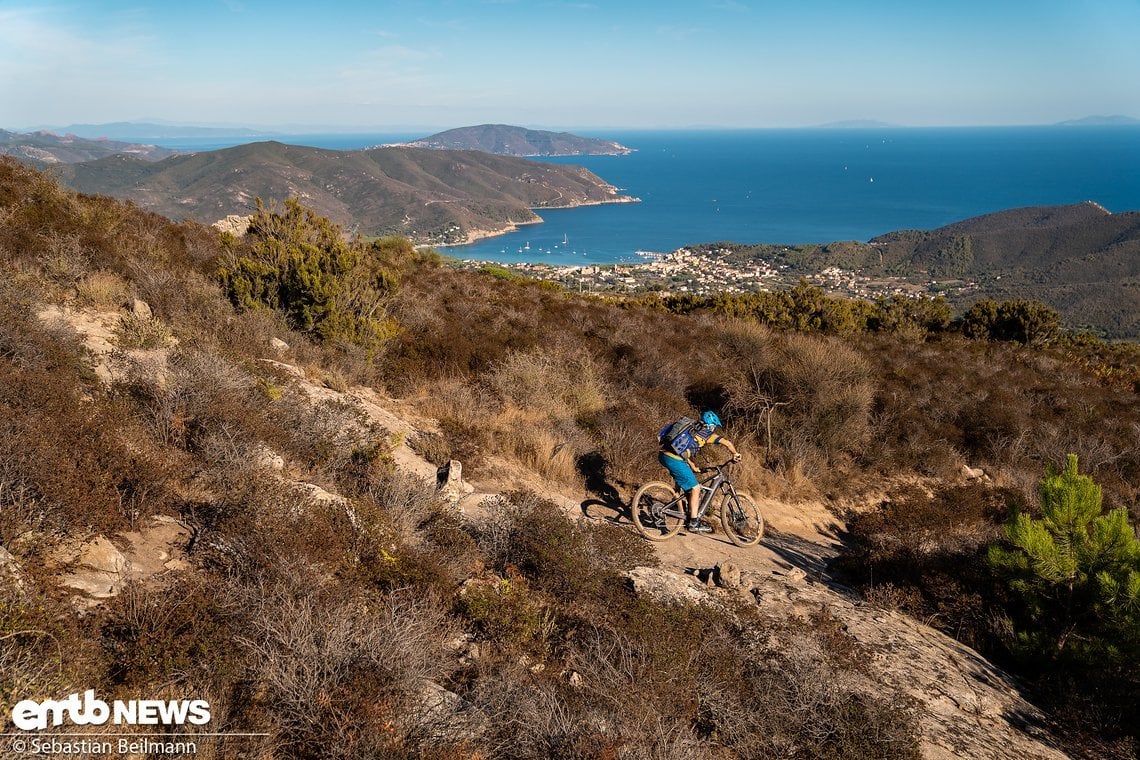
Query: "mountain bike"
630 461 764 546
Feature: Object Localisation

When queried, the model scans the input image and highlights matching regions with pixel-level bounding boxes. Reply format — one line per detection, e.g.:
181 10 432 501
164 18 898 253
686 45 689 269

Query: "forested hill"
50 141 634 245
401 124 633 156
762 202 1140 337
872 203 1140 336
867 202 1138 273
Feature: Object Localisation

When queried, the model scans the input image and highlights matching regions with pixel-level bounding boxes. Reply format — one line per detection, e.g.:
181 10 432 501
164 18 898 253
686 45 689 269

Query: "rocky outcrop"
437 460 475 503
627 566 713 607
37 303 173 386
49 515 192 608
626 564 1068 760
212 214 252 236
412 678 487 745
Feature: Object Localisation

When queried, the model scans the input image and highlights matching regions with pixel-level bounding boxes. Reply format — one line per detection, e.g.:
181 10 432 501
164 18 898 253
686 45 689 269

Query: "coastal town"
452 243 982 302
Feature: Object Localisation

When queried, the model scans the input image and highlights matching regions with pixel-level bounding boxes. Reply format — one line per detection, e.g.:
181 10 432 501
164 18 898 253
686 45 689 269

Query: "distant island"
1054 115 1140 127
814 120 902 129
397 124 633 156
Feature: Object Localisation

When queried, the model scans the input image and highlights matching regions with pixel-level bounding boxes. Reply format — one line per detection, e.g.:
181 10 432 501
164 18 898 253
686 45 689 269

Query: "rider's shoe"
687 520 712 534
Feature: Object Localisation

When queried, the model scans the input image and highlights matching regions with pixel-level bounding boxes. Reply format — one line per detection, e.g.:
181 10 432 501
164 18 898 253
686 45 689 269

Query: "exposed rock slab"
818 592 1067 760
50 516 193 607
632 561 1068 760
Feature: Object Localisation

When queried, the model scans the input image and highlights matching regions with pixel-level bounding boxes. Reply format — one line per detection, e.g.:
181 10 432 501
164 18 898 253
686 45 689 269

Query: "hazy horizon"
10 118 1140 137
3 1 1139 131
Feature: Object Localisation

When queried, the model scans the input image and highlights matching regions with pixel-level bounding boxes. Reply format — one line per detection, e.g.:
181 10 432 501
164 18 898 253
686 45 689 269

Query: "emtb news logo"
11 690 211 730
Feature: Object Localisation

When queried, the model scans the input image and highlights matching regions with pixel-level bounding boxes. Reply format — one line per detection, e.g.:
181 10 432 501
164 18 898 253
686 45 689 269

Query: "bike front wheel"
631 481 685 540
721 492 764 546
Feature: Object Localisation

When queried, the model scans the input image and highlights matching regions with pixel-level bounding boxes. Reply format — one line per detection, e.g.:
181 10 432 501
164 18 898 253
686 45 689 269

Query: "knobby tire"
631 481 685 541
721 492 764 546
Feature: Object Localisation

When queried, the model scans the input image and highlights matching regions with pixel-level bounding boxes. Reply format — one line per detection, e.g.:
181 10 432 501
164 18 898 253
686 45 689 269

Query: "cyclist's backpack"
659 416 699 456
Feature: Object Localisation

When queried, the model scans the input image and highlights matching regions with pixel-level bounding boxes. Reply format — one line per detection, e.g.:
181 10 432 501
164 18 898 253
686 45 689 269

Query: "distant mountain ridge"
815 120 901 129
401 124 633 156
49 141 636 246
37 122 273 139
0 129 178 165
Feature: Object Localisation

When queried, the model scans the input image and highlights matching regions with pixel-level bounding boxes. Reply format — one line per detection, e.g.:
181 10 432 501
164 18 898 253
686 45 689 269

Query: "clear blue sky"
3 0 1138 130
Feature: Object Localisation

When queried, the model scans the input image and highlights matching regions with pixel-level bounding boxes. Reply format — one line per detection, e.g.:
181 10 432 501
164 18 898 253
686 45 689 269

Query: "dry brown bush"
490 347 609 421
112 312 173 349
468 660 710 760
720 321 875 479
271 389 382 476
0 580 72 723
350 468 443 542
836 482 1012 650
466 491 655 604
100 579 241 691
0 367 175 534
121 346 266 457
231 564 459 759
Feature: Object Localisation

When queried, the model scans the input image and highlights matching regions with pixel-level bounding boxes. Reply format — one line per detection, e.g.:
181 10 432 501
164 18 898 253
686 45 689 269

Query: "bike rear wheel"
631 481 685 540
721 492 764 546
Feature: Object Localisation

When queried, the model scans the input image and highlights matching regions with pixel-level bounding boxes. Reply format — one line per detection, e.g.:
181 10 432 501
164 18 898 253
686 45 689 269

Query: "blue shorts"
659 451 698 491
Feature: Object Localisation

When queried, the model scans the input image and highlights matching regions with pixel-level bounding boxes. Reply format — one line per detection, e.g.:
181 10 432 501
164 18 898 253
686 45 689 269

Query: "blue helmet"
701 410 722 428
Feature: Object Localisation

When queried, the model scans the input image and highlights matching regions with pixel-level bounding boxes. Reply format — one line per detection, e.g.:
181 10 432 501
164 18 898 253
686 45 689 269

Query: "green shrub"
457 574 554 650
962 299 1060 345
215 198 401 356
478 264 516 280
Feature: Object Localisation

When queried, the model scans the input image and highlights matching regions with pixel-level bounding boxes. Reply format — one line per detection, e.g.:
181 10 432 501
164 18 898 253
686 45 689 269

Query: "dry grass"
75 270 132 308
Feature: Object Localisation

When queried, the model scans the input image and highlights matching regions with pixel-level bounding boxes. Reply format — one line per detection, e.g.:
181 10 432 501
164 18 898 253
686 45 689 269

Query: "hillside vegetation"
743 202 1140 337
48 141 633 246
1 158 1138 758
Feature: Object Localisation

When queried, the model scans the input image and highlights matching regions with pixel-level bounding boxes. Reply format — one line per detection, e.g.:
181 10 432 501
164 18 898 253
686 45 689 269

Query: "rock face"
628 565 1069 760
752 573 1068 759
1 545 26 588
50 516 193 608
627 566 713 607
438 459 475 503
212 214 252 236
713 561 743 590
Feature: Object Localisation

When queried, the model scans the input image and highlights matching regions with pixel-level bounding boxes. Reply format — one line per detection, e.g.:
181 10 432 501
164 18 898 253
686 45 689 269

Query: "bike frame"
672 463 736 520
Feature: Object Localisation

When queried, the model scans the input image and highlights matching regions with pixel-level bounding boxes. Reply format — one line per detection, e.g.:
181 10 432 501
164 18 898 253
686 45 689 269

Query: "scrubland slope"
2 157 1137 758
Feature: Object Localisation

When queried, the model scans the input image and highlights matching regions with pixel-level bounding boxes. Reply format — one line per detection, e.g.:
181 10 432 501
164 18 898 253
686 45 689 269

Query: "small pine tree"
988 454 1140 661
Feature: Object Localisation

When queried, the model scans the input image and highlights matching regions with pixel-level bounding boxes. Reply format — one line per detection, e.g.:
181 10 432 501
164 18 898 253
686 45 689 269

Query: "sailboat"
563 234 569 245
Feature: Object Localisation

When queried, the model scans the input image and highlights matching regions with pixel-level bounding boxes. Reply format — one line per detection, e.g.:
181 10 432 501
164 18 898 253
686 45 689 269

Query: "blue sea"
148 127 1140 266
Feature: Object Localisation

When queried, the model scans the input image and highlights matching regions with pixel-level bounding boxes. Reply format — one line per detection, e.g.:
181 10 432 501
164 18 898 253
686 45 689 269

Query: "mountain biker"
658 411 741 533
